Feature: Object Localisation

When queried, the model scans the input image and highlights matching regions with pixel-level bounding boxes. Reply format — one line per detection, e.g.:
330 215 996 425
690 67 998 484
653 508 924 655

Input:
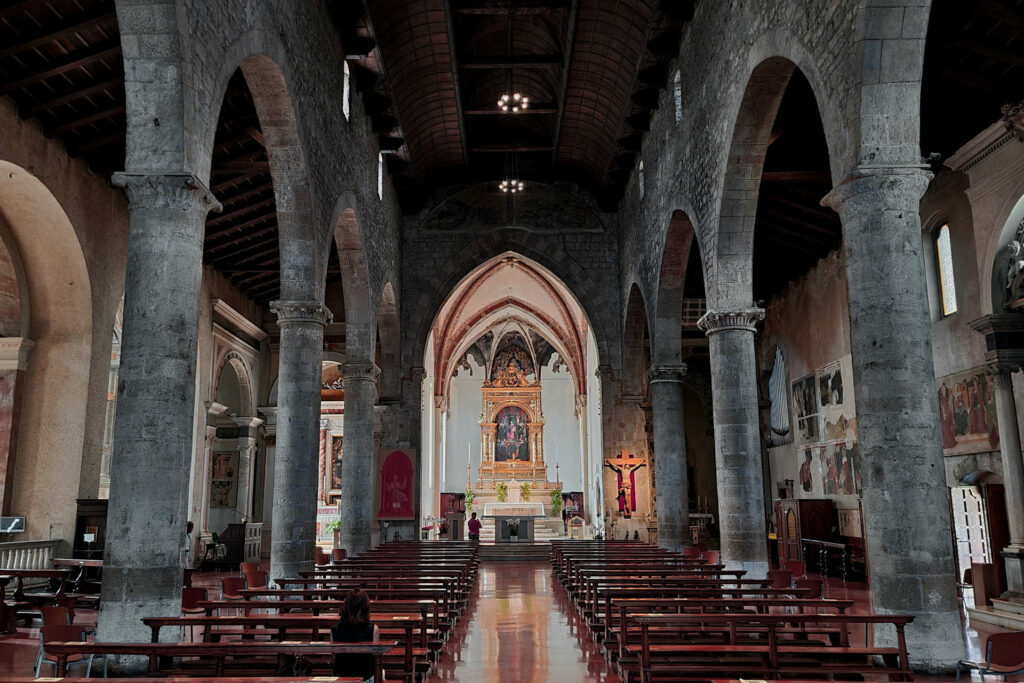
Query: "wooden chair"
785 559 807 580
239 561 259 577
220 576 246 615
682 546 700 559
36 624 95 678
315 547 329 566
956 631 1024 681
767 568 793 589
792 578 822 614
702 550 719 565
181 587 207 641
333 548 347 564
34 607 73 674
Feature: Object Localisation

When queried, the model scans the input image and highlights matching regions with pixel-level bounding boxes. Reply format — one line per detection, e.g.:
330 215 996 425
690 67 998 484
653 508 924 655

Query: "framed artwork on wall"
326 433 343 504
210 452 238 508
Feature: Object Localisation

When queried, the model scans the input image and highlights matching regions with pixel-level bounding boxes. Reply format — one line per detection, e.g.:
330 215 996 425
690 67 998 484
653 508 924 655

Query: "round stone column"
648 364 689 550
338 361 380 556
698 308 768 577
825 167 961 671
269 300 330 581
98 174 220 645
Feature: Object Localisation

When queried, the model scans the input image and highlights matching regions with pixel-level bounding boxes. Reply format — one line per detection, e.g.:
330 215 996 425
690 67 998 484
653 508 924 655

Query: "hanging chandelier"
497 92 530 112
499 178 524 193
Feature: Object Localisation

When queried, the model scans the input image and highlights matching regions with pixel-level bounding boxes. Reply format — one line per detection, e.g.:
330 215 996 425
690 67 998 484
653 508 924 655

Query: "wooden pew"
630 613 914 683
43 639 394 679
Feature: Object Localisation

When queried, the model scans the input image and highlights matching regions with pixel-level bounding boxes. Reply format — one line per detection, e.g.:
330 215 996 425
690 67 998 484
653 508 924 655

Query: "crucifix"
604 449 646 518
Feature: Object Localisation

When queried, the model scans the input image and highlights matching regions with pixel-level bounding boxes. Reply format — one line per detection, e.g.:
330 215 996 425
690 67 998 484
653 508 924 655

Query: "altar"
482 502 545 542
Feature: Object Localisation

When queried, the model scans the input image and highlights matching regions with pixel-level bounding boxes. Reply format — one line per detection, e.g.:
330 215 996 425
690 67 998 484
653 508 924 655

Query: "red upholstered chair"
956 631 1024 681
244 570 268 590
239 561 259 577
332 548 347 564
702 550 720 565
785 559 807 580
315 547 329 566
682 546 701 559
36 624 94 678
181 587 207 641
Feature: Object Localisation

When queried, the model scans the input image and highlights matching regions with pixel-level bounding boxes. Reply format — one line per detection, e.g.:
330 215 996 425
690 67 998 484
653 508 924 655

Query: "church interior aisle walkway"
425 560 621 682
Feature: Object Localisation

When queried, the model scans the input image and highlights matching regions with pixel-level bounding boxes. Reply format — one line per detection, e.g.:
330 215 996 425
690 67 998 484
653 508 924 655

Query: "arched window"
377 152 384 200
637 160 645 198
673 70 682 124
936 223 958 316
343 61 351 122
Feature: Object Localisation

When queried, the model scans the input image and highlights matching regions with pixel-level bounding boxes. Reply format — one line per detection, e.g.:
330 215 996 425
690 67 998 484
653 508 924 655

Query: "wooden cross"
604 449 646 476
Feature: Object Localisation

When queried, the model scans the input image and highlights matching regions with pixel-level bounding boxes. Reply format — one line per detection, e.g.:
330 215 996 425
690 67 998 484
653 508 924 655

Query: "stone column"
268 300 330 581
991 366 1024 595
824 168 961 670
698 309 768 577
648 364 689 550
98 174 220 644
338 362 380 556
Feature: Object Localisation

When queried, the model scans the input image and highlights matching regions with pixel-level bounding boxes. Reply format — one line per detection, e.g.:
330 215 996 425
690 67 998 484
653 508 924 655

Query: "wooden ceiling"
922 0 1024 158
360 0 693 210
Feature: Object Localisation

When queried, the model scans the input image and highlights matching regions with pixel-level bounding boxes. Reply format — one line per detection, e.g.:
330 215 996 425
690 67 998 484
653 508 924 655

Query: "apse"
420 253 603 529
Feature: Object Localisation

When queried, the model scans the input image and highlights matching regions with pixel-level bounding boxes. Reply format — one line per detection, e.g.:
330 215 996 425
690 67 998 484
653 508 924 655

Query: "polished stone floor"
0 560 1021 681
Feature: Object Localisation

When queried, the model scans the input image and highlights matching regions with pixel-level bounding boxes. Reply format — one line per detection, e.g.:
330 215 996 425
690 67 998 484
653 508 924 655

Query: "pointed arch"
653 210 697 366
377 281 401 399
622 284 650 398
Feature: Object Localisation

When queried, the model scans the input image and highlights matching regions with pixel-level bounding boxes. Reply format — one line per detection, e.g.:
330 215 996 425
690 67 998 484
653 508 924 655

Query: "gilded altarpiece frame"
478 363 548 485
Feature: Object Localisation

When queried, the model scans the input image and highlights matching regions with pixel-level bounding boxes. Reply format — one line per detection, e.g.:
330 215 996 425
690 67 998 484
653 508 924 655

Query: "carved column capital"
410 366 427 384
341 362 380 386
697 308 765 336
595 365 615 381
111 172 222 214
989 364 1018 387
270 300 332 326
820 166 932 217
648 364 687 384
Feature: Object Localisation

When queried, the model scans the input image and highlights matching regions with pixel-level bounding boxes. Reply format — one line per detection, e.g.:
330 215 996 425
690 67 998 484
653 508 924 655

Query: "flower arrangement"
520 481 531 502
464 487 475 512
550 488 562 517
496 481 508 502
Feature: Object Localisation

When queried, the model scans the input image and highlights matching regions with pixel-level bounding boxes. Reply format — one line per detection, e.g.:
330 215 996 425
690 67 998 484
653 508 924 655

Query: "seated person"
331 588 379 682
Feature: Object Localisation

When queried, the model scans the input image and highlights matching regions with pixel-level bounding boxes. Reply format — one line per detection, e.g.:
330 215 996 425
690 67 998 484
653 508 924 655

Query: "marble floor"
0 560 1021 682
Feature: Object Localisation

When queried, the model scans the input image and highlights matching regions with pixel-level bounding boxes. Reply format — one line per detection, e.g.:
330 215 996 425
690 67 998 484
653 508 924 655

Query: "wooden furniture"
774 498 836 566
72 498 106 560
203 522 262 571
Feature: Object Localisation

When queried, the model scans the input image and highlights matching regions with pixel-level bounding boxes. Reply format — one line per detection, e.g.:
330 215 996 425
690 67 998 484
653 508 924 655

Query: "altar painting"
377 449 415 520
495 405 530 462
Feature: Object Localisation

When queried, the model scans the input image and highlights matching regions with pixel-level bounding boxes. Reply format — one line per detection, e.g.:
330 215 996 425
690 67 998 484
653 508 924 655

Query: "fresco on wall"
937 368 999 456
792 375 819 442
799 447 819 493
820 441 861 497
378 449 415 520
495 405 530 461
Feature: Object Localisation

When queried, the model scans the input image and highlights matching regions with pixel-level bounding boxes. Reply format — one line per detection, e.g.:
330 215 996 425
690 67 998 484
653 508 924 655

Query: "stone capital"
270 300 332 326
341 362 380 385
0 337 34 371
696 308 764 336
820 166 932 217
111 172 222 214
409 366 427 384
595 365 615 381
648 363 687 384
988 363 1018 387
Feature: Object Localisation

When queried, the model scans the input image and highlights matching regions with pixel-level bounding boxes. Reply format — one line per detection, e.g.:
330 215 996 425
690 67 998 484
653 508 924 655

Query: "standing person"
183 521 194 569
332 588 379 682
467 511 481 541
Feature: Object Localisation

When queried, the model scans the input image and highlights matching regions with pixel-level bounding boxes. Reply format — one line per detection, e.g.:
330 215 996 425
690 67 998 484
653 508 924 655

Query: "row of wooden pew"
551 540 915 682
12 542 479 681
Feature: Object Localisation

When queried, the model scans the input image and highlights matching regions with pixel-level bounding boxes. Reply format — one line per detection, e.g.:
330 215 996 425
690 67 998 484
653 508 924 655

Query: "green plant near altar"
496 481 508 502
520 482 531 502
550 488 562 517
464 487 475 512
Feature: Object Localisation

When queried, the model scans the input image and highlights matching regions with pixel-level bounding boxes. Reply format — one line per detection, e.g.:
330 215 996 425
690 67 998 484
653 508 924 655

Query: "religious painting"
792 375 819 442
440 492 466 517
494 405 530 462
820 441 861 497
329 434 344 491
818 364 843 407
799 448 815 493
377 449 415 520
209 452 237 508
937 368 999 456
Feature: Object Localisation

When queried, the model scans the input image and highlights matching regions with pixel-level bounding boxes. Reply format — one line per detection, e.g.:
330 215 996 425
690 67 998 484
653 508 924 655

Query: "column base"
1002 544 1024 597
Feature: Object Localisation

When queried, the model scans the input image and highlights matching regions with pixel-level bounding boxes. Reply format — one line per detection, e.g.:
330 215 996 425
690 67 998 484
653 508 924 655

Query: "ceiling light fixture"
499 178 524 193
497 92 530 112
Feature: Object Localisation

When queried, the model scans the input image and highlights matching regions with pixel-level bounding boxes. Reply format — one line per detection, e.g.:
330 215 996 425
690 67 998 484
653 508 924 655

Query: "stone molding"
595 364 615 381
820 166 932 216
269 300 333 326
990 364 1016 388
212 299 269 341
111 172 222 214
648 364 687 384
697 308 764 336
0 337 34 371
342 362 381 385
